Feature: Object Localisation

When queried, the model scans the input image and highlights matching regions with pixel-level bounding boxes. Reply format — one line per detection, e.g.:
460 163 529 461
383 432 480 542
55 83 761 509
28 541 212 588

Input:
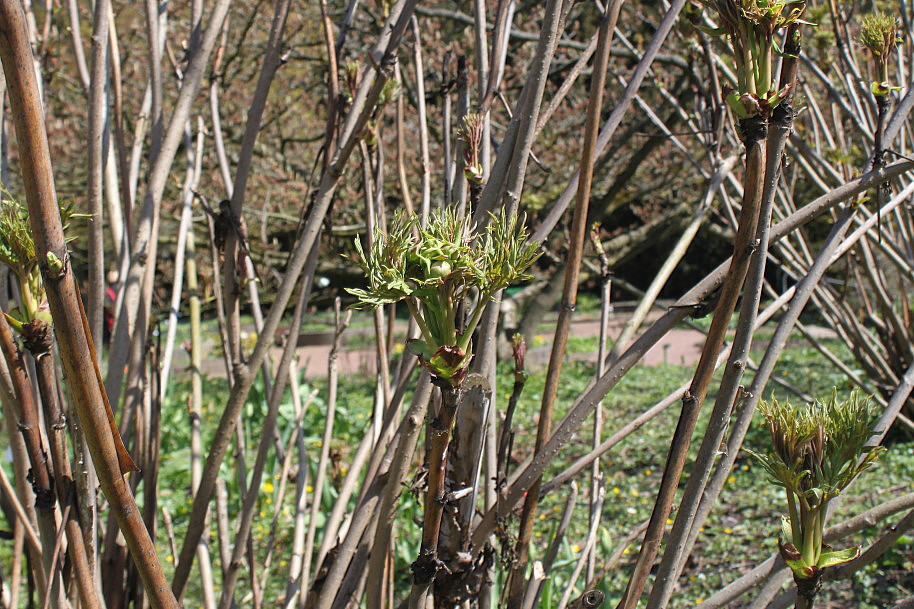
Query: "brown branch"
616 115 768 609
506 6 620 607
410 384 464 593
0 318 55 602
27 326 102 609
85 0 109 347
0 4 177 608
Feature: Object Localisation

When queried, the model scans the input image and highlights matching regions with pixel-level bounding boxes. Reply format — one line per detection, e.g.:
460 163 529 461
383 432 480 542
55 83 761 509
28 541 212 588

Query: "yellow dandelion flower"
612 487 621 495
727 476 736 484
724 528 733 534
262 481 275 494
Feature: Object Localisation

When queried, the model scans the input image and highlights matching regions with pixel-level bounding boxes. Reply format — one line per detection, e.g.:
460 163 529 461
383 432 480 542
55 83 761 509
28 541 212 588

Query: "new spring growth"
459 113 485 185
0 187 84 333
748 390 885 581
858 13 902 98
347 207 540 387
362 78 399 148
694 0 809 118
341 60 360 106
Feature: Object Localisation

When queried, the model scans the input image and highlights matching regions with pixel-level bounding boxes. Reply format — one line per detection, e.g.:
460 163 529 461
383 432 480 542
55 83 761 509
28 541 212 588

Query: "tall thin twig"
302 297 349 605
171 0 420 595
85 0 109 346
505 7 620 607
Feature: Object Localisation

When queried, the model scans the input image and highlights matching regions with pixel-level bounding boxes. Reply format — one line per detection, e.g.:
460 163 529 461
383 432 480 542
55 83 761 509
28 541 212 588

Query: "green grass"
484 334 914 608
1 330 912 608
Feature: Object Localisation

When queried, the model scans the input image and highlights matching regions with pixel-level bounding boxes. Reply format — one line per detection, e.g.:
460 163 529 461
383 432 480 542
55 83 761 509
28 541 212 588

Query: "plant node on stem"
738 114 769 147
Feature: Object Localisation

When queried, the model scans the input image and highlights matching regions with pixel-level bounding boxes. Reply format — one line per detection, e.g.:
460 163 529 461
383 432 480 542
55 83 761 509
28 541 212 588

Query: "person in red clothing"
103 271 119 335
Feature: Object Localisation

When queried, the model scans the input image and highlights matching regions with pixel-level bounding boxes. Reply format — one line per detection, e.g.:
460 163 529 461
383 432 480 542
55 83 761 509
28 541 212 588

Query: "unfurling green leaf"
817 547 860 568
0 185 82 324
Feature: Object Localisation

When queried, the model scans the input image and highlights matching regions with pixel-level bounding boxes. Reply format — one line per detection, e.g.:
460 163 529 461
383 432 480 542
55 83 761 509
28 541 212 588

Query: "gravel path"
276 314 708 379
194 311 836 380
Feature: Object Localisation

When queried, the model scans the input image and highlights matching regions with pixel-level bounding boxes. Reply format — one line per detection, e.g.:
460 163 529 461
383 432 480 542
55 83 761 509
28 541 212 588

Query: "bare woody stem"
25 321 102 609
793 572 822 609
85 0 109 347
496 339 527 486
410 385 463 590
0 4 179 609
505 5 621 607
870 88 891 230
616 117 768 609
872 93 890 174
0 315 59 607
221 0 291 376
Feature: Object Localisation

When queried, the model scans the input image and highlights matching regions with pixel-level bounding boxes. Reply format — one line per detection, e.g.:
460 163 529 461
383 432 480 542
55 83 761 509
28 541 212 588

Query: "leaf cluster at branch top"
747 389 885 579
858 13 902 96
0 185 84 329
346 207 540 386
693 0 810 118
858 13 901 65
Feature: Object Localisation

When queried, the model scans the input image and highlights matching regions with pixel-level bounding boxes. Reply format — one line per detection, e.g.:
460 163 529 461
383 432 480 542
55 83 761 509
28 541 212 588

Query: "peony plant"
694 0 809 118
347 207 539 387
749 390 885 608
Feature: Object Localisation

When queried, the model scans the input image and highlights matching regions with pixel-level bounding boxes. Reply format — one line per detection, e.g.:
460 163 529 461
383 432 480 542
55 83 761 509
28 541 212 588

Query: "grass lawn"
2 321 911 608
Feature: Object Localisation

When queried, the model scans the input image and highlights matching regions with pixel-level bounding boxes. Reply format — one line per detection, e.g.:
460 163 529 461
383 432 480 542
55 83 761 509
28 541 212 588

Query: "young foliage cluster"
0 187 83 329
695 0 809 117
749 390 885 579
347 208 540 386
858 13 902 95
